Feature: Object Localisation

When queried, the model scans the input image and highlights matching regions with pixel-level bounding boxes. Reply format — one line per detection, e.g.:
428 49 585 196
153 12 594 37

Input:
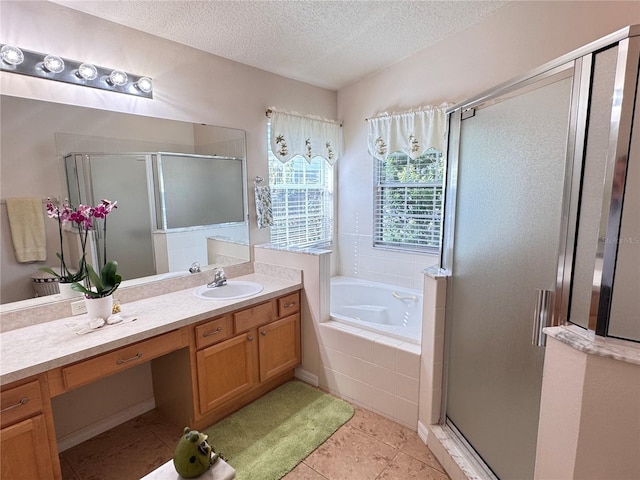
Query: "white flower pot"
58 282 83 299
85 295 113 320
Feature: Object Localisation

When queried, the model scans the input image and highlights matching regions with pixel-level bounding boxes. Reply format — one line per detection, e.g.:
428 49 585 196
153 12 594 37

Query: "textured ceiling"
50 0 509 90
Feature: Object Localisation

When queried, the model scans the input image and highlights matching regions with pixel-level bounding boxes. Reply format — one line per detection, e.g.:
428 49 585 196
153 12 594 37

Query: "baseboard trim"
294 367 318 387
57 397 156 452
417 420 430 444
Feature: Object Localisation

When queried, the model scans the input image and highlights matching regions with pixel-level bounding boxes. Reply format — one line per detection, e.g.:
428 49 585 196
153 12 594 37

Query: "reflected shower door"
445 71 573 479
88 154 156 280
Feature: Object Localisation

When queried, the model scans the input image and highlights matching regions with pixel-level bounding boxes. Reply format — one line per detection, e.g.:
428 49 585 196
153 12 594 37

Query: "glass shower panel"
446 73 573 479
157 154 245 230
88 154 156 280
608 67 640 341
569 46 619 330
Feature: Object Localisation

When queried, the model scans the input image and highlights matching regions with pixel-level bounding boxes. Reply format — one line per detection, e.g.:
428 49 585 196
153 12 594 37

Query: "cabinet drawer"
234 301 275 333
0 380 43 428
195 315 232 349
62 330 184 390
278 292 300 317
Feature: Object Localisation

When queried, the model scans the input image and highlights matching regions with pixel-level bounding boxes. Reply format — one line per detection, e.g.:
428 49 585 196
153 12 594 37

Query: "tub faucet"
207 268 227 288
189 262 201 274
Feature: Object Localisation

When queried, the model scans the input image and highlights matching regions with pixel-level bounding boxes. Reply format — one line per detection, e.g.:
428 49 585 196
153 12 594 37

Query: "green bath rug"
204 380 354 480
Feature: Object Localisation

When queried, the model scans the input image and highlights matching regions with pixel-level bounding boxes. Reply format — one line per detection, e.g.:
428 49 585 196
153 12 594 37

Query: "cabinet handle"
116 352 143 365
247 335 254 341
0 397 28 413
284 302 296 308
261 330 267 336
203 326 222 337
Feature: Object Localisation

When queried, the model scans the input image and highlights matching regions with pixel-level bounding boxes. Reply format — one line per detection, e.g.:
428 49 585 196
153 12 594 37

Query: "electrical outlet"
71 300 87 316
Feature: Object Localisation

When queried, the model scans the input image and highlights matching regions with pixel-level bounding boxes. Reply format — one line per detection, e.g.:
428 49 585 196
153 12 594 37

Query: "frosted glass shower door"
445 72 573 479
88 154 156 280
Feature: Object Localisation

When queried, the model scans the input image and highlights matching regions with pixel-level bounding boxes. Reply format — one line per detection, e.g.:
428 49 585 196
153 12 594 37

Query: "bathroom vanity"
0 272 302 480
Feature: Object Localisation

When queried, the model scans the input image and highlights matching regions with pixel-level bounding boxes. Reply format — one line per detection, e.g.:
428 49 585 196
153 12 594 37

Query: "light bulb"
134 76 153 93
43 54 65 73
1 45 24 66
108 70 128 86
77 63 98 80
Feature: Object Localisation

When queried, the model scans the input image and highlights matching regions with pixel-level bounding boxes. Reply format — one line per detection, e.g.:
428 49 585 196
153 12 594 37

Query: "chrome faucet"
207 268 227 288
189 262 201 274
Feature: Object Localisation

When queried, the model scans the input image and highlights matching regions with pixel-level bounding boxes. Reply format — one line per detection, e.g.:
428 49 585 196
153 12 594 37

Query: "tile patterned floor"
59 403 449 480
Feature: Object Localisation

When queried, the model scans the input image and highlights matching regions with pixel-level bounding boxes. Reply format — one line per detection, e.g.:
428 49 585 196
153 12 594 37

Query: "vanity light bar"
0 45 153 98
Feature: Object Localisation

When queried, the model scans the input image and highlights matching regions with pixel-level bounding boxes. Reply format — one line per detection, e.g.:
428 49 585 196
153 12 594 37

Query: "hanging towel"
5 197 47 262
254 185 273 229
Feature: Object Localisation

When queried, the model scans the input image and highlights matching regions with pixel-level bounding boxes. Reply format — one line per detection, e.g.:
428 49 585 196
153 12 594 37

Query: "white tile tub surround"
337 233 438 291
418 267 448 429
318 321 421 428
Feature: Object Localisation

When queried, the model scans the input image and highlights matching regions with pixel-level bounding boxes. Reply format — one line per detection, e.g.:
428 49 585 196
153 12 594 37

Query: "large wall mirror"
1 95 249 305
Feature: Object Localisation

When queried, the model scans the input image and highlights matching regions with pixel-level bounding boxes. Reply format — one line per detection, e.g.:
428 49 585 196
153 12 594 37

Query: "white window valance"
366 104 450 160
268 107 341 165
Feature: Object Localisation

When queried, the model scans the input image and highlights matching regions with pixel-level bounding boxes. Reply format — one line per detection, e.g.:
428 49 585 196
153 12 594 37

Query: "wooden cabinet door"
196 332 256 415
1 414 56 480
258 313 301 382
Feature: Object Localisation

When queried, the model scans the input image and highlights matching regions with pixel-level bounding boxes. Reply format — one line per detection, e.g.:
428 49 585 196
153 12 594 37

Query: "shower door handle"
532 289 553 347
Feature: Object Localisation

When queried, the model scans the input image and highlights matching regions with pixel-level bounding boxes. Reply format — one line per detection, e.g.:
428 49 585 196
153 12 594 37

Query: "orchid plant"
39 200 90 283
70 199 121 299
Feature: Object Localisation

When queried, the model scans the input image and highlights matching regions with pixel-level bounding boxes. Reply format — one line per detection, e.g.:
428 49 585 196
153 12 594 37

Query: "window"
268 129 334 248
374 150 444 252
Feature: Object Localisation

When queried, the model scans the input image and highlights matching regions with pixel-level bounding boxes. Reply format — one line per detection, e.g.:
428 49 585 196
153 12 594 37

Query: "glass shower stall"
441 26 639 479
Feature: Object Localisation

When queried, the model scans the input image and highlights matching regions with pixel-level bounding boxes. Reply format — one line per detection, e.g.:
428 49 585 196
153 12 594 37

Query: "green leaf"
101 261 118 286
86 264 104 293
71 282 91 295
76 260 121 298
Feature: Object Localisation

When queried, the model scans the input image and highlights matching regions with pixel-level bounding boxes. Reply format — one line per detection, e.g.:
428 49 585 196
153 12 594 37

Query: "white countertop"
0 273 301 386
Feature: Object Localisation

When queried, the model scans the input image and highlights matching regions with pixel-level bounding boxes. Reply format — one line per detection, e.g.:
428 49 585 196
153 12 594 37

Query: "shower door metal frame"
438 24 640 477
594 35 640 337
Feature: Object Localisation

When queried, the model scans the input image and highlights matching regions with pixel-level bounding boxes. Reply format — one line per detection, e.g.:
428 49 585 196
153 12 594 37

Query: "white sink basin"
194 281 263 300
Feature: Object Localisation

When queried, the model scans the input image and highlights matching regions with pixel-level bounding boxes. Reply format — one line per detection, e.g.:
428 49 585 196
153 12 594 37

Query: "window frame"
267 127 334 249
373 150 444 254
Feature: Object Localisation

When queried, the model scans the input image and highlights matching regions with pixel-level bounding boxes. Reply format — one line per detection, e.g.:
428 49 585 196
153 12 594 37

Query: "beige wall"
535 337 640 479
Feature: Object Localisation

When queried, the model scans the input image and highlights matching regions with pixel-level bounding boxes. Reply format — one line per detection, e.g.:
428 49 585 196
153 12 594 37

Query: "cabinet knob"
284 302 296 308
260 330 267 336
247 335 254 341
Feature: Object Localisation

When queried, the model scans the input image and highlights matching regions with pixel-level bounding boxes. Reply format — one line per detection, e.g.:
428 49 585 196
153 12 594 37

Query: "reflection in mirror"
0 95 249 306
65 152 248 281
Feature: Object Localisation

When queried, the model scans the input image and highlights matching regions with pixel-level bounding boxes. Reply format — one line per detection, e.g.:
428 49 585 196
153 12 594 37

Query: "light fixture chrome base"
0 45 153 98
